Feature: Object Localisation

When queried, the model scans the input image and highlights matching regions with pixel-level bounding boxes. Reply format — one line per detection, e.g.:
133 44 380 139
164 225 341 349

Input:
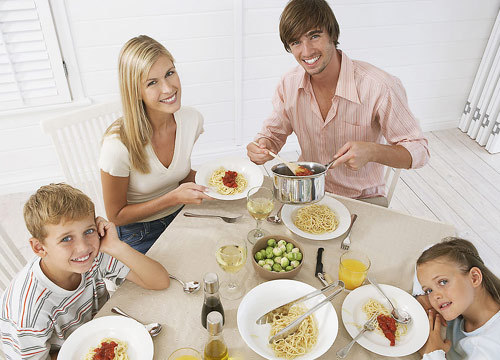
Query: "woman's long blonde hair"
104 35 175 173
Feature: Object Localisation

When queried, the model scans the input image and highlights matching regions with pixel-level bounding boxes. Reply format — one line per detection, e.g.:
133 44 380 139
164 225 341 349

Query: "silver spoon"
267 203 284 224
367 276 412 324
169 274 200 294
111 307 162 337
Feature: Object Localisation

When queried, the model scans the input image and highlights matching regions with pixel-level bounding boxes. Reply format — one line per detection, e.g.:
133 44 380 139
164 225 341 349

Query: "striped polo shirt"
0 253 129 359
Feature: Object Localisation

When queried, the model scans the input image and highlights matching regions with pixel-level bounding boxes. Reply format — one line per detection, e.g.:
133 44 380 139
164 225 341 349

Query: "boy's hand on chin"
95 216 121 254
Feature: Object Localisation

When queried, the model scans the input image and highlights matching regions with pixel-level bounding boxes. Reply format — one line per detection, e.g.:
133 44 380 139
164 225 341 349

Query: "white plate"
281 196 351 240
195 157 264 200
341 284 429 357
237 279 338 360
58 316 153 360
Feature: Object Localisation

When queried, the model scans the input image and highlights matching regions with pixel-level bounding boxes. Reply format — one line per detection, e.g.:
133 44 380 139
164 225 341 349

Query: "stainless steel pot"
271 161 333 204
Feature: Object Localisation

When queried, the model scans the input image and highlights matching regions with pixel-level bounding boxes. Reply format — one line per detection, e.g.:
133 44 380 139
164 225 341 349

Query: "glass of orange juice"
168 347 202 360
338 250 370 291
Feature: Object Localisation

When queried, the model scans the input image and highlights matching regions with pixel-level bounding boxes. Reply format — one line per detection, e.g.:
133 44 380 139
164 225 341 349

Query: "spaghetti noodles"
83 337 129 360
293 204 338 234
362 299 408 345
270 304 318 359
209 167 247 195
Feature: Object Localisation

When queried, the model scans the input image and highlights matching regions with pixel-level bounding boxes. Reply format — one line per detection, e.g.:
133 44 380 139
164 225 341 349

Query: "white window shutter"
0 0 71 111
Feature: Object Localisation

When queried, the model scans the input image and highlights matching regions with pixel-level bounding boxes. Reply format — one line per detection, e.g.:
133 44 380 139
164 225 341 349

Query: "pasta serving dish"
237 279 338 360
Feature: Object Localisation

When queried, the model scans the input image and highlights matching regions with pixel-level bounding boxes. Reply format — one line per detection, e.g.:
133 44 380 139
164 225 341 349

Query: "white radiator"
459 10 500 154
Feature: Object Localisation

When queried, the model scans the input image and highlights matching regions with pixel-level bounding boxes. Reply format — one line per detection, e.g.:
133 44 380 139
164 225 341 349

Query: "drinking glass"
215 236 247 300
168 347 202 360
338 250 371 291
246 186 274 244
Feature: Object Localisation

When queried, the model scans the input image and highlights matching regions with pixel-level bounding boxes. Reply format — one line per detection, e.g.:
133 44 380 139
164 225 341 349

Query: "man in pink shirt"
247 0 429 200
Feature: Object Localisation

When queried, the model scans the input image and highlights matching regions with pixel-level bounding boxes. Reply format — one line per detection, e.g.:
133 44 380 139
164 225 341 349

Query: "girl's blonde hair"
104 35 175 173
417 237 500 304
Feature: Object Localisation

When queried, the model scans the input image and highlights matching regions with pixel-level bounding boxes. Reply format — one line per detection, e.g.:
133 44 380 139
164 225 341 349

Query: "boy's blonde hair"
103 35 175 174
23 183 95 241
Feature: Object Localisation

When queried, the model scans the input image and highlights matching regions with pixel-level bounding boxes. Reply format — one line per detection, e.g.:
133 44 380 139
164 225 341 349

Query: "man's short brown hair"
23 183 95 241
279 0 340 52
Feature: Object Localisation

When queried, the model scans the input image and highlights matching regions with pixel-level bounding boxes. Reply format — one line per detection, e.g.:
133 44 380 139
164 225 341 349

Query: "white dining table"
96 178 455 360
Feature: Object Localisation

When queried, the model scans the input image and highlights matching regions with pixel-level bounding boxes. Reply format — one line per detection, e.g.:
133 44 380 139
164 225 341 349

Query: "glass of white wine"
215 236 247 300
246 186 274 245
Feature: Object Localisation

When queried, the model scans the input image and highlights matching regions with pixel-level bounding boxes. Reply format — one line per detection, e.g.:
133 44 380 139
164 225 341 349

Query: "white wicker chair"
40 101 123 217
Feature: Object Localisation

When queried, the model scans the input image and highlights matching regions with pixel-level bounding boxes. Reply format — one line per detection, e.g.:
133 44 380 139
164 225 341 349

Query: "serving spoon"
252 141 303 175
267 203 284 224
367 276 412 324
111 307 162 337
169 274 201 294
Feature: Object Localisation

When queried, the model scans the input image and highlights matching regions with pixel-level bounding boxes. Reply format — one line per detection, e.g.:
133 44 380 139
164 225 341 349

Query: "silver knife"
268 281 345 343
255 281 342 325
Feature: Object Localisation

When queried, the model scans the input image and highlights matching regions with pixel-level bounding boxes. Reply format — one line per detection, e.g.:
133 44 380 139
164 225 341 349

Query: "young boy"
0 183 170 359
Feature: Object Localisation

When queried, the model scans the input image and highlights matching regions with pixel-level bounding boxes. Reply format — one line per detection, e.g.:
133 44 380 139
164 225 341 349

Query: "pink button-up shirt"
257 51 429 199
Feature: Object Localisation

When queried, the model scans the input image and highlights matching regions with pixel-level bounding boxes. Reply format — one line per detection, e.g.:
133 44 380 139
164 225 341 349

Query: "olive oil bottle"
203 311 228 360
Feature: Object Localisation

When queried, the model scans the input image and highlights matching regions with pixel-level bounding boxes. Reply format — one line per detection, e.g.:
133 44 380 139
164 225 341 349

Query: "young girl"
99 35 212 254
415 237 500 359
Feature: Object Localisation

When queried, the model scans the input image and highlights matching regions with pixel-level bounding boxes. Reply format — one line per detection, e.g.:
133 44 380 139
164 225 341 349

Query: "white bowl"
195 157 264 200
281 196 351 240
237 279 338 360
58 315 153 360
341 284 429 357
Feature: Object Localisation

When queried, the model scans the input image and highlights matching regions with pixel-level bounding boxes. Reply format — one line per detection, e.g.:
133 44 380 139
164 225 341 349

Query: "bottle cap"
207 311 223 335
203 272 219 294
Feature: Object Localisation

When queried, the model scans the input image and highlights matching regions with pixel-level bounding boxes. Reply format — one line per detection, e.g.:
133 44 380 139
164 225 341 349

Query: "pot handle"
324 158 337 171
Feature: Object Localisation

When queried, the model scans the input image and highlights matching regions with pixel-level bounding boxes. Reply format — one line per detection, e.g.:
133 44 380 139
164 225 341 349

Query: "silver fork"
183 212 241 223
336 314 377 358
340 214 358 250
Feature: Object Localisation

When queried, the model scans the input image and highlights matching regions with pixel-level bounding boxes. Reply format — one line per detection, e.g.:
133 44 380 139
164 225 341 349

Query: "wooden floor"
1 128 499 274
390 128 500 274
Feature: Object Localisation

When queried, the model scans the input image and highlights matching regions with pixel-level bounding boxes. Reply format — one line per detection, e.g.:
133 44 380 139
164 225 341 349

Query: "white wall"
1 0 499 194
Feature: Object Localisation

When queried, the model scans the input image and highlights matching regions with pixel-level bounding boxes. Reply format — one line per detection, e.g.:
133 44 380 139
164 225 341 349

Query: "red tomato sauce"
222 170 238 188
92 340 118 360
377 314 397 346
295 167 314 176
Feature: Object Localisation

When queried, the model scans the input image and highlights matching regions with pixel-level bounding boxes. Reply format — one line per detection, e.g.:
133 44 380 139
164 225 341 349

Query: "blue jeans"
116 207 183 254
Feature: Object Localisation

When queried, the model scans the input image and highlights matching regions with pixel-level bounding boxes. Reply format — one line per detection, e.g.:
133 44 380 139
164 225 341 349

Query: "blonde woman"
99 35 212 254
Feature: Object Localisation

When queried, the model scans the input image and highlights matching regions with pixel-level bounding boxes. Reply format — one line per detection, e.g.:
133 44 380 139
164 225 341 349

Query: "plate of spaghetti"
58 316 153 360
237 279 338 359
195 157 263 200
341 284 429 357
281 195 350 240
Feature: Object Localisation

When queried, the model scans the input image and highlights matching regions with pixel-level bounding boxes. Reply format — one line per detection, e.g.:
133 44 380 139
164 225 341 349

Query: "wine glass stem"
228 272 237 290
255 219 263 236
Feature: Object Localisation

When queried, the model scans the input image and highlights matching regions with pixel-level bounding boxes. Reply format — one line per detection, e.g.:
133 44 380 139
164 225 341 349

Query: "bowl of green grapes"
251 235 304 280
